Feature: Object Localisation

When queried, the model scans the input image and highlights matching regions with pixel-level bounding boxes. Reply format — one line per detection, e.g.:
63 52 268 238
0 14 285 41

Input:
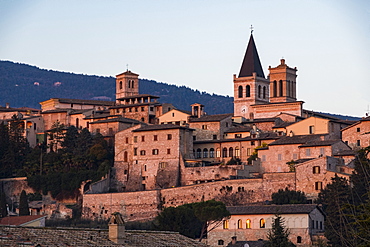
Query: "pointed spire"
238 33 265 78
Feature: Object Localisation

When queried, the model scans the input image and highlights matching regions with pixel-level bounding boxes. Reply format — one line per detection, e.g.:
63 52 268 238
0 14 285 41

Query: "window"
141 107 145 111
134 136 138 143
297 236 302 244
141 136 145 142
273 80 277 97
134 148 137 156
235 147 240 157
309 125 315 134
263 86 266 99
203 148 208 158
238 219 243 229
154 135 158 141
260 218 265 228
123 151 128 162
247 148 252 156
213 135 217 140
313 166 320 174
235 134 242 138
144 165 147 171
216 148 221 158
167 134 172 140
193 136 196 141
152 149 159 155
159 162 167 169
202 125 208 130
125 137 129 144
135 107 138 112
246 85 251 97
196 148 201 158
279 80 283 96
96 128 100 134
357 127 361 132
238 86 243 98
258 85 261 98
76 118 79 128
315 181 323 190
223 220 229 229
167 148 171 154
222 148 227 157
293 153 298 160
140 150 146 155
210 148 215 158
320 221 323 230
109 128 113 135
246 219 251 229
278 154 282 161
119 81 122 89
357 140 361 146
229 147 233 157
262 155 266 162
251 141 255 146
218 240 224 245
306 149 311 156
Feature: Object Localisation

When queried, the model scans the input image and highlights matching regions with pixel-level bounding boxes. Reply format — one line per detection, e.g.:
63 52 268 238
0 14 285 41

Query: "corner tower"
268 59 297 103
233 33 270 119
115 70 139 102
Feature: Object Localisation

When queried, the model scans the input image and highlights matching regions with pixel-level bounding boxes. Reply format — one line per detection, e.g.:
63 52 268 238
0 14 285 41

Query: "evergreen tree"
264 215 296 247
351 146 370 205
19 190 30 216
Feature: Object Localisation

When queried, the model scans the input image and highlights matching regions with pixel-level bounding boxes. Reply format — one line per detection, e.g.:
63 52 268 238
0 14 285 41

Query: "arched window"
123 151 128 162
279 80 283 96
222 148 228 157
229 147 233 158
297 236 302 243
223 220 229 229
246 85 251 97
203 148 208 158
258 85 261 98
260 218 265 228
246 219 251 229
235 147 240 157
128 80 131 88
76 118 79 128
119 81 122 89
193 149 195 157
196 148 201 158
238 86 243 98
263 86 266 99
131 80 135 88
218 240 224 245
216 148 220 158
210 148 215 158
273 80 277 97
238 219 243 229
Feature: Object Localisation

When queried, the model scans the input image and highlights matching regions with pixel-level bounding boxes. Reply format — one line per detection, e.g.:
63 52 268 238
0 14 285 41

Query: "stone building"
341 116 370 149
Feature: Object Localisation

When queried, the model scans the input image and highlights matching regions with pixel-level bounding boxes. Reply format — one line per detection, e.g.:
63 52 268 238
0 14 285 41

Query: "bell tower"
268 59 297 103
233 32 270 119
115 70 139 102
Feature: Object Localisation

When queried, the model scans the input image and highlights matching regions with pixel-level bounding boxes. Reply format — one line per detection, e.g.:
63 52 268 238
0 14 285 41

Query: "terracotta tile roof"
227 204 320 215
245 118 278 123
334 149 356 156
110 102 162 108
89 117 143 125
56 98 115 106
273 121 295 128
116 94 160 100
224 126 253 133
269 134 325 146
189 113 233 122
0 215 46 226
133 124 193 132
299 139 342 147
41 108 71 113
0 226 208 247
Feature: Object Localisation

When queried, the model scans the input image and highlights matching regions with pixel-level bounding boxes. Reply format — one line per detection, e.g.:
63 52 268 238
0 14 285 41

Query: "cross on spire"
126 64 129 71
250 25 254 34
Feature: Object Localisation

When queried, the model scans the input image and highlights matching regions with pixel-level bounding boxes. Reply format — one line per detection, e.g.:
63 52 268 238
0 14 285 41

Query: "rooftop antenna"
250 25 254 34
366 105 370 117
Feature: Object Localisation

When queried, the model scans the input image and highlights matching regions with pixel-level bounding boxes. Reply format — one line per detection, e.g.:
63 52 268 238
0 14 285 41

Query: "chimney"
109 212 125 244
5 103 9 109
231 236 237 245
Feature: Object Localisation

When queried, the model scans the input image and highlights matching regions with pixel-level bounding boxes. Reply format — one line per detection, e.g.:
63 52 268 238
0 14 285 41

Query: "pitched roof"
299 139 342 147
132 124 193 132
0 215 46 226
189 113 233 122
55 98 115 106
269 134 324 146
89 117 142 125
116 94 160 101
0 226 207 247
224 126 253 133
238 34 265 78
227 204 320 215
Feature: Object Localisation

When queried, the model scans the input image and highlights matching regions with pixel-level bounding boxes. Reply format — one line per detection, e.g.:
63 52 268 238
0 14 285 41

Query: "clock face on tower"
241 106 246 114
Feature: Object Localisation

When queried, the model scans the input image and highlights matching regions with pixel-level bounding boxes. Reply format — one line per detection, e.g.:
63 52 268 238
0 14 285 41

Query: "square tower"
116 70 139 102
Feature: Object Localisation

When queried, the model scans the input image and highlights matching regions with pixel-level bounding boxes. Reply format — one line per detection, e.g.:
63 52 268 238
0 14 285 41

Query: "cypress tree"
19 190 29 216
264 214 295 247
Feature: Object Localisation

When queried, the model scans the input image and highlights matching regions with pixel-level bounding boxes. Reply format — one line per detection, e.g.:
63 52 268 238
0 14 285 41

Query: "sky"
0 0 369 117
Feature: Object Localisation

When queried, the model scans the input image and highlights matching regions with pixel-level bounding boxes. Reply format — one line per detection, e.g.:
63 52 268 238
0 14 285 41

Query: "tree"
317 175 357 246
19 190 30 216
271 188 307 205
154 200 230 241
264 215 296 247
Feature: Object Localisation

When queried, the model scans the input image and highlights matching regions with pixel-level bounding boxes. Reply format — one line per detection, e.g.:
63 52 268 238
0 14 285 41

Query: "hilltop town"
1 33 369 246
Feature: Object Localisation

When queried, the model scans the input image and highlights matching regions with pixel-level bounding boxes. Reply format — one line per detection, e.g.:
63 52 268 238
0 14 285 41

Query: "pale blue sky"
1 0 369 117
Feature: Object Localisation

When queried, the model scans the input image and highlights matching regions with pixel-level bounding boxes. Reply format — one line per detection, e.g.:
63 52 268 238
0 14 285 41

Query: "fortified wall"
82 172 295 222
